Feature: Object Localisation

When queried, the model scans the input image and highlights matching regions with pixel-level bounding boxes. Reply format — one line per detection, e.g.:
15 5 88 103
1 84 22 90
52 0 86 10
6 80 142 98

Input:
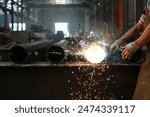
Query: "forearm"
135 24 150 47
119 23 143 41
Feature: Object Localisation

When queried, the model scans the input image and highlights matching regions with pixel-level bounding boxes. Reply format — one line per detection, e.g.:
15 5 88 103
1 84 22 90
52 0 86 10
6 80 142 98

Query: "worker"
110 0 150 99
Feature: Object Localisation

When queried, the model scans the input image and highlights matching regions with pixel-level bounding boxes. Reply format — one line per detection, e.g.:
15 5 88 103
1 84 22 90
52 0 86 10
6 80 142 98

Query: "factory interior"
0 0 148 100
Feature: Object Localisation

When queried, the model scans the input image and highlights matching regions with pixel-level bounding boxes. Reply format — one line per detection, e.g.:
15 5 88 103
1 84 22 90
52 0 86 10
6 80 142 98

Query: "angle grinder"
98 41 143 63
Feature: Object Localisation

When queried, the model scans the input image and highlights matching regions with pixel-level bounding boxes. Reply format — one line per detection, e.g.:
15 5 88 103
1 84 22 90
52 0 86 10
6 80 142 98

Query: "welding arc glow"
83 45 106 63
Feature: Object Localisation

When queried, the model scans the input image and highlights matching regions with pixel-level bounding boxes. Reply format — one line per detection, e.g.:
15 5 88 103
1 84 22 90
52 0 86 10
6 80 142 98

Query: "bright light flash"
83 45 106 63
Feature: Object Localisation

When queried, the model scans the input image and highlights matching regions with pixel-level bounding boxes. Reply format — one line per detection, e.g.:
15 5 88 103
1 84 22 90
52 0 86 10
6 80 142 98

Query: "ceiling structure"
22 0 90 5
22 0 112 8
22 0 92 9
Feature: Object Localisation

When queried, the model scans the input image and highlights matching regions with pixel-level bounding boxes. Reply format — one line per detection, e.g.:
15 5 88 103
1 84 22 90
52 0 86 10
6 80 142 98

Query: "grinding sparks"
83 45 106 63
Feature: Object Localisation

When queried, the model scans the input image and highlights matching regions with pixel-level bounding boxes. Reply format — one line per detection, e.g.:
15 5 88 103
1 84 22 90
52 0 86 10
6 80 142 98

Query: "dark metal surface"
0 62 140 100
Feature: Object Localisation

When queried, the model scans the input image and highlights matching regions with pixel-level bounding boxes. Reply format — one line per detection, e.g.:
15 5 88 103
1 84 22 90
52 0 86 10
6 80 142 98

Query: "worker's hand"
110 39 125 51
121 42 140 60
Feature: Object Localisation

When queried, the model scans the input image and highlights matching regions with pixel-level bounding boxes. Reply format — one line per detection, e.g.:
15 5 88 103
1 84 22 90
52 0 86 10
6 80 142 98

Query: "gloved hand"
110 39 125 51
121 41 140 60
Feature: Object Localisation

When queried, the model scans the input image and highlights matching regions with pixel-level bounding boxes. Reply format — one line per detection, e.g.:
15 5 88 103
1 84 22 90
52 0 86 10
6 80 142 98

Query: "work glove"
121 41 140 60
110 39 125 51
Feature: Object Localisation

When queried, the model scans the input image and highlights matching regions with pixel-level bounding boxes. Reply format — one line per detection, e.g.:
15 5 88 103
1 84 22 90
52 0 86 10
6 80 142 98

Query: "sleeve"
138 14 146 25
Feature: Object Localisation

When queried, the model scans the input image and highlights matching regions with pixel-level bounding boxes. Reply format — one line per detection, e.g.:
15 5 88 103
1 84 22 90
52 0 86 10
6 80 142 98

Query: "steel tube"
46 39 86 63
46 39 68 63
8 40 55 64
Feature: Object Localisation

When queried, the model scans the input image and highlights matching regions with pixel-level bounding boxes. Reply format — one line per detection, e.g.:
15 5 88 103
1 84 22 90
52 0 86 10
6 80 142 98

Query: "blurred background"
0 0 148 43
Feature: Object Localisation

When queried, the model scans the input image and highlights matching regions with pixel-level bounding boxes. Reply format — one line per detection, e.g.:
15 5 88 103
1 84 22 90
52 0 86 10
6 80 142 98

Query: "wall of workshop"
96 0 118 41
0 13 11 28
0 14 4 27
123 0 147 32
27 7 91 35
95 0 146 37
0 13 20 29
95 0 148 42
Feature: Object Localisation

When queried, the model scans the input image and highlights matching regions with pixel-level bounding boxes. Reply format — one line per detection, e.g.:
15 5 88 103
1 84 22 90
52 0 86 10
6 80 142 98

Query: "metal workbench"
0 62 140 100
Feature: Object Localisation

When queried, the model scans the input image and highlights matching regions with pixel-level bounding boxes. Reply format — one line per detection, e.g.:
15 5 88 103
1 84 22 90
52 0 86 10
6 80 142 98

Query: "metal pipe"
46 39 86 63
8 40 55 64
46 39 68 63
